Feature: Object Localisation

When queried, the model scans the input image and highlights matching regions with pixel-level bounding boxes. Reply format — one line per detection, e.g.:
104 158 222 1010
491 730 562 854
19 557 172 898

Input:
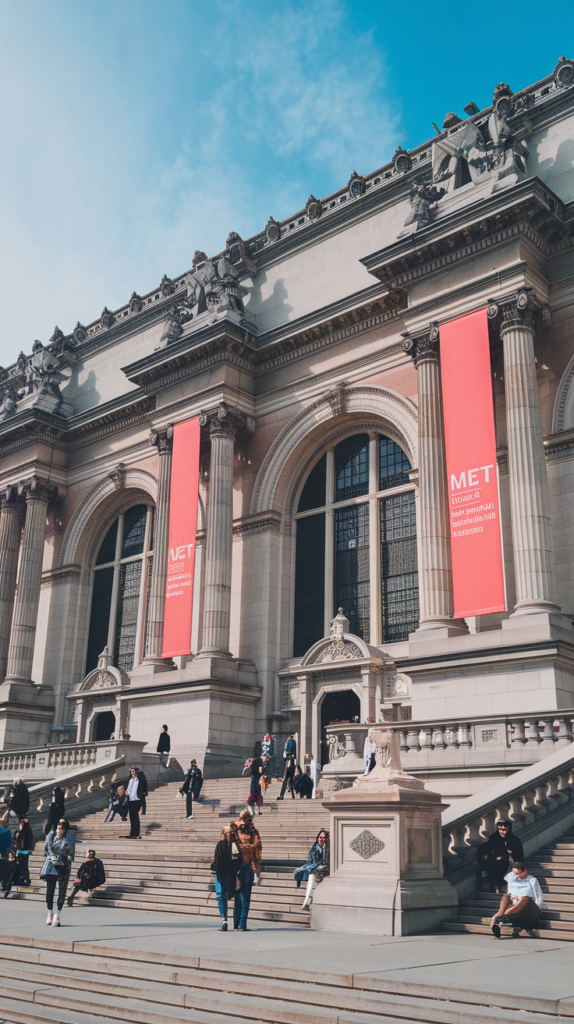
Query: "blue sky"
0 0 572 362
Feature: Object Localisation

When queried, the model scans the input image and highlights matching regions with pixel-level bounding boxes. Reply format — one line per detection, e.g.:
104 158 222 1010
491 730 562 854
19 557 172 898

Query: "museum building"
1 60 574 798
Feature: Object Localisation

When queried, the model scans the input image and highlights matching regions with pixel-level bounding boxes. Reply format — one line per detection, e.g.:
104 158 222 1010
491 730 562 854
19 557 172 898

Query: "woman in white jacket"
490 861 545 938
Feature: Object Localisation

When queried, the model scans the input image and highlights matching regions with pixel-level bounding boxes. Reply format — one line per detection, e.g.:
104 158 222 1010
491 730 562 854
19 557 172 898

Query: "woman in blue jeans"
40 818 75 927
212 811 262 931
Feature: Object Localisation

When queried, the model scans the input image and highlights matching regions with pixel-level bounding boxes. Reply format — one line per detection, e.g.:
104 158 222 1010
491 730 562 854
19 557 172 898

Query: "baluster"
555 718 573 746
480 810 497 839
432 727 446 749
511 719 526 744
111 772 118 783
533 785 550 817
465 818 484 847
524 720 541 746
400 730 408 752
448 825 470 860
98 775 106 789
75 784 82 799
540 719 556 748
406 729 420 752
36 797 44 812
419 728 432 750
521 789 537 822
87 778 94 794
508 796 527 826
457 724 472 748
444 727 457 749
557 772 573 804
545 777 561 809
63 788 69 800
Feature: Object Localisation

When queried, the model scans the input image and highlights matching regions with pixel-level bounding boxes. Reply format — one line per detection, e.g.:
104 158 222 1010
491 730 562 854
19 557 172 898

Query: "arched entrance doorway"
320 690 360 764
93 711 115 742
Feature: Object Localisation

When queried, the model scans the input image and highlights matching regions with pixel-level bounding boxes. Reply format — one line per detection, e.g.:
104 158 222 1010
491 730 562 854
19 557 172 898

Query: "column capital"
149 424 174 454
199 402 254 440
497 289 537 336
0 486 21 513
401 323 440 367
17 477 58 505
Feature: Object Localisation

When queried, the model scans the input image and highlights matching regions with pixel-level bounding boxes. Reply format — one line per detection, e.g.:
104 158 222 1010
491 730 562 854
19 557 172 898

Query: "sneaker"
52 913 60 927
186 815 195 820
491 921 501 939
219 920 228 931
46 912 53 926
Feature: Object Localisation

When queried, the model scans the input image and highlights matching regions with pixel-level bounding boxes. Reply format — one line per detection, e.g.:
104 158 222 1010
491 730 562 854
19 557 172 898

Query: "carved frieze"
349 830 385 859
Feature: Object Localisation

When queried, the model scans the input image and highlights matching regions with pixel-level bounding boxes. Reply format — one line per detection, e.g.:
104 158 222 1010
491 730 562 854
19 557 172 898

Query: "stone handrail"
0 738 148 781
440 742 574 878
323 710 574 776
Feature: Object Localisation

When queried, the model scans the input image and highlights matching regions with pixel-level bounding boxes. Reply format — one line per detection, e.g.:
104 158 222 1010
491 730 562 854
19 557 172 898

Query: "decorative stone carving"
73 322 87 343
391 673 410 698
349 830 385 860
392 147 411 174
100 307 114 329
402 326 439 366
193 250 208 267
432 120 489 193
347 171 364 197
489 83 529 191
76 647 129 694
185 256 247 317
198 402 254 439
307 608 363 664
327 734 348 761
155 302 194 349
398 182 445 236
555 56 574 89
500 289 536 335
265 217 281 244
353 728 425 791
24 341 66 399
0 384 19 422
149 424 173 454
129 292 143 313
442 112 463 131
160 274 174 297
108 463 126 491
225 233 258 276
305 195 322 220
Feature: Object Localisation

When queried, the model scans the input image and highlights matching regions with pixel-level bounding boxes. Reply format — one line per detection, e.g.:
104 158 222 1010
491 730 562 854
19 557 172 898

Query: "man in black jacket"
180 760 202 819
12 816 34 887
157 725 171 767
278 750 296 800
477 820 524 891
9 779 29 820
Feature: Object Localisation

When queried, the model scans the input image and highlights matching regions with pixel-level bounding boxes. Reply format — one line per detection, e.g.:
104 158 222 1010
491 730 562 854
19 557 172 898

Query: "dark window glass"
298 455 326 513
143 555 153 659
380 492 419 642
85 567 114 673
95 520 118 566
114 560 143 672
293 514 325 657
379 437 411 491
121 505 148 559
335 503 370 642
335 434 369 501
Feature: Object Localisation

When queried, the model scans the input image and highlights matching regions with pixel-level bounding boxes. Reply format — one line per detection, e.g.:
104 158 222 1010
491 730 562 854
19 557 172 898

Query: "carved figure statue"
185 256 246 317
156 302 193 350
0 385 18 422
488 83 529 191
24 340 65 398
399 182 445 236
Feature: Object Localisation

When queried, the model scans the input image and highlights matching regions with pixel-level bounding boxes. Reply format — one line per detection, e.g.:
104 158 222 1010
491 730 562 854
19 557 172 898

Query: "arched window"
293 434 418 655
85 504 154 674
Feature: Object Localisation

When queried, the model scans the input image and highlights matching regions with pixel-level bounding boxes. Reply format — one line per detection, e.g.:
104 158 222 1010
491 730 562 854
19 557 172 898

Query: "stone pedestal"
311 730 457 935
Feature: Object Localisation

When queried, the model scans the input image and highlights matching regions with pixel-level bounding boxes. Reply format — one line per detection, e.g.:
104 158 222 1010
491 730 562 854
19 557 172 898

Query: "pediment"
301 632 372 666
76 664 128 692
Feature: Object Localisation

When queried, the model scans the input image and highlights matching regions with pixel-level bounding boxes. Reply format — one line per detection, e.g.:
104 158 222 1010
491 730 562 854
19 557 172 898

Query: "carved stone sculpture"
399 182 445 236
185 256 246 317
488 83 529 191
0 385 18 422
155 302 193 350
25 341 65 398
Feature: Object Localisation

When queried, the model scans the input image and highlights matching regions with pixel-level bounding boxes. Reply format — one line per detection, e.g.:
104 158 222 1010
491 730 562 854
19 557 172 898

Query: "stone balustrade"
323 710 574 780
0 738 149 783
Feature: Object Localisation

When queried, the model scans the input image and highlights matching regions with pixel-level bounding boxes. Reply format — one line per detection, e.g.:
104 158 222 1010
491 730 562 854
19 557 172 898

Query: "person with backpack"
40 817 75 926
12 816 34 887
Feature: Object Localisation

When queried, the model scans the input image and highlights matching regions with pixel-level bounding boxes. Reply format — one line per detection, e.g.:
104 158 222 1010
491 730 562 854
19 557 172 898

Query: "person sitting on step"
490 861 546 938
105 785 129 823
67 849 106 905
294 829 329 908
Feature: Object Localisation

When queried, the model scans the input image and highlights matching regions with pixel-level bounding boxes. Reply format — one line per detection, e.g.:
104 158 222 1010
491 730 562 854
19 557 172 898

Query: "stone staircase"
14 777 329 926
444 823 574 941
0 931 570 1024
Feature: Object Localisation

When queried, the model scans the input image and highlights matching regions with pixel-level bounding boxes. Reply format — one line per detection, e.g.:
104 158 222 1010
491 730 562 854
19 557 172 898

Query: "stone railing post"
499 292 560 616
197 403 253 658
4 478 56 688
0 488 23 682
144 425 173 667
403 328 467 634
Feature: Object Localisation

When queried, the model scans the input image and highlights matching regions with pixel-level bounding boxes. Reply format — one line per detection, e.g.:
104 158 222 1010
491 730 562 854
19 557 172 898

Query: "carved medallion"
313 639 363 664
349 830 385 860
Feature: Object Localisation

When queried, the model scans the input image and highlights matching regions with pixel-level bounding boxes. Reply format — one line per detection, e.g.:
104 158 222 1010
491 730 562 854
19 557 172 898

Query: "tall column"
500 292 559 615
5 478 54 686
144 425 174 666
198 404 249 658
0 489 22 682
403 328 467 634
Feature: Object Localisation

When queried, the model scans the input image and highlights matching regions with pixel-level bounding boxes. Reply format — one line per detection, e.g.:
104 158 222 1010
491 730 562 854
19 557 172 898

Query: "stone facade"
1 63 574 783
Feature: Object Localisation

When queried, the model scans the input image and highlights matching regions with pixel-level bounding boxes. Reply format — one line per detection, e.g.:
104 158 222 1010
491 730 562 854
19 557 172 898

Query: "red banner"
440 309 506 618
162 417 201 657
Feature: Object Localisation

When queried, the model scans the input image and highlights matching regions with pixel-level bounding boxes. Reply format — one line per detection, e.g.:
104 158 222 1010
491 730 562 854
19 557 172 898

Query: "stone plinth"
311 730 457 936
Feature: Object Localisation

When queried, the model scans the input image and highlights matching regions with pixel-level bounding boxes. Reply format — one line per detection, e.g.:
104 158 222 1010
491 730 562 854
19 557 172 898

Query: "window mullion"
324 447 335 635
107 514 124 655
133 555 147 669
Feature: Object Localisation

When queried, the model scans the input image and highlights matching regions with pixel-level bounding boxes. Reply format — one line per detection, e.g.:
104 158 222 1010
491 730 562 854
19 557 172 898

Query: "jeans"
233 863 254 929
105 804 128 823
186 792 193 817
279 770 295 799
215 876 232 919
45 871 70 912
15 852 30 886
128 799 141 837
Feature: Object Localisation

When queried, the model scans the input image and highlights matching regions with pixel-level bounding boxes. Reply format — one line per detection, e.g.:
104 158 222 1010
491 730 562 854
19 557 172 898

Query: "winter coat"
13 822 34 853
181 766 202 798
9 782 29 818
211 830 241 901
40 829 75 879
74 857 106 891
0 825 11 854
223 820 262 871
293 831 330 883
478 827 524 866
157 732 171 753
43 788 66 838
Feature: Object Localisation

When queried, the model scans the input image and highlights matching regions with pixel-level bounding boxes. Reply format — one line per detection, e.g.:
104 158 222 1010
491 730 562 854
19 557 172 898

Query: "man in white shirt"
124 767 143 839
491 861 545 938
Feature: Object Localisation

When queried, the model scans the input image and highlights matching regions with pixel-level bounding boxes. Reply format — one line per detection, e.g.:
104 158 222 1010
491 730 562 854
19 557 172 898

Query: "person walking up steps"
247 754 264 815
12 815 34 887
40 818 75 927
278 740 296 800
